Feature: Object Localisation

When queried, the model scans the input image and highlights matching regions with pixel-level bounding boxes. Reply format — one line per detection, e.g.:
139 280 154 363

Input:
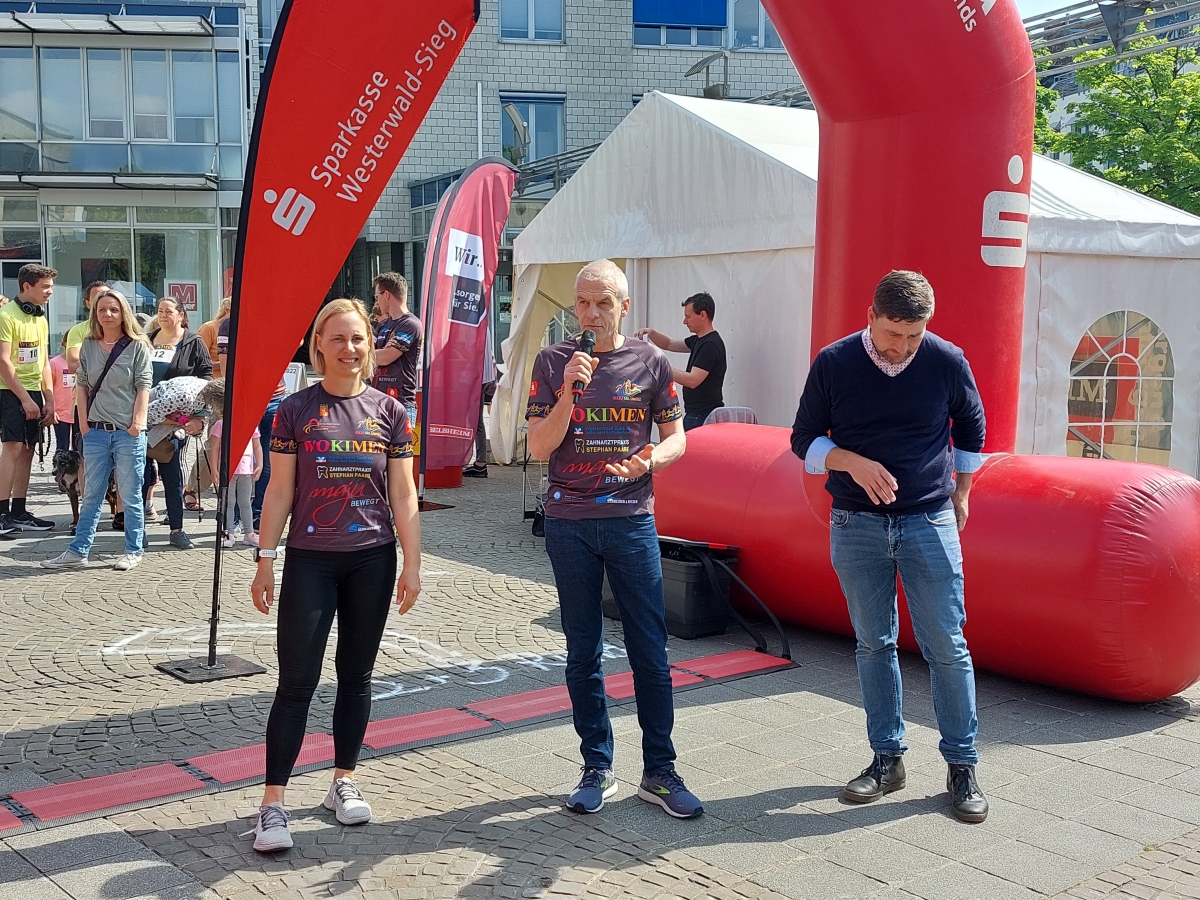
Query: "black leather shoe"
843 753 905 803
947 764 988 823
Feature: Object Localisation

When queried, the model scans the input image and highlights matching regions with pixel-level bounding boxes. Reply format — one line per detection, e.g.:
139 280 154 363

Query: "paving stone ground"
3 460 1200 899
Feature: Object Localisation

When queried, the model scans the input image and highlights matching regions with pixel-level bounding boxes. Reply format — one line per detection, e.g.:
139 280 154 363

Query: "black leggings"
264 541 397 786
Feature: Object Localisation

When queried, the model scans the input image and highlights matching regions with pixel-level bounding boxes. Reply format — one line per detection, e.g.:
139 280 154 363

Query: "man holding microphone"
526 258 702 819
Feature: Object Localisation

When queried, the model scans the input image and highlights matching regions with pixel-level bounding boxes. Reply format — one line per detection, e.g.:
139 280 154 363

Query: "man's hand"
951 489 969 531
40 405 56 427
183 419 204 436
951 472 972 532
21 395 39 420
562 351 598 397
605 444 653 479
827 449 898 505
127 423 144 438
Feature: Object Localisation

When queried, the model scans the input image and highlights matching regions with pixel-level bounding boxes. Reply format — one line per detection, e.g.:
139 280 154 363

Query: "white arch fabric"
493 92 1200 473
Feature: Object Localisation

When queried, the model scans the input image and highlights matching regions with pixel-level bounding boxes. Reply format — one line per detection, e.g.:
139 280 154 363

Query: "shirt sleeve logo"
529 379 538 397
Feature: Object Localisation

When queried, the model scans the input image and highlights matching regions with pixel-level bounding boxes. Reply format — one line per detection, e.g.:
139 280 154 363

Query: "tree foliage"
1051 37 1200 215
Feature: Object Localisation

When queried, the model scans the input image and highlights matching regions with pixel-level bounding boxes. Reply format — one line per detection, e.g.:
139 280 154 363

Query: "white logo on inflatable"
981 155 1029 268
265 188 316 237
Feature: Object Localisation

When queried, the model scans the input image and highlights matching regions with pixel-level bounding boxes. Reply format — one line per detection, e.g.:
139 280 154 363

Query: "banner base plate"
418 500 455 512
156 655 267 683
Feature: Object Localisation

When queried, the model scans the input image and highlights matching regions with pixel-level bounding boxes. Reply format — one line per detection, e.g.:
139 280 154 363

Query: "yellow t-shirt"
0 303 49 392
65 319 90 351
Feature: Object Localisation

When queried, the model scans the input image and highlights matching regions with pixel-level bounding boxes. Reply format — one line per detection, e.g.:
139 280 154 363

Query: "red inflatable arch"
762 0 1035 451
654 2 1200 701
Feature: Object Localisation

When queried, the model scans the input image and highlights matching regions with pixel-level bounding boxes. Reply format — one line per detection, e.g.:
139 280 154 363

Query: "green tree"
1034 81 1061 156
1056 37 1200 215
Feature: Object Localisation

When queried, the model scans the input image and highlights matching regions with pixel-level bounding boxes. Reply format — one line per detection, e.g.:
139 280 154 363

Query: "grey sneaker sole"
636 786 704 819
567 780 618 813
322 795 372 825
42 557 88 569
253 831 293 852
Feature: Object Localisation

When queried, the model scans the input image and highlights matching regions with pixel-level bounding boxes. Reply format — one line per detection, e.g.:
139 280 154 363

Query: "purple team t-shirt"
526 337 682 519
372 313 423 406
270 383 413 551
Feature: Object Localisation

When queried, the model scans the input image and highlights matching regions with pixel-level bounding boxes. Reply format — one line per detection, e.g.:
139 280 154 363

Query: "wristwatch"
254 548 279 562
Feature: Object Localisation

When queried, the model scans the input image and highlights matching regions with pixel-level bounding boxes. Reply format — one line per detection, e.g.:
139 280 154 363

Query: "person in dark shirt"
527 259 702 821
370 271 423 427
790 270 989 825
249 298 421 853
636 292 726 430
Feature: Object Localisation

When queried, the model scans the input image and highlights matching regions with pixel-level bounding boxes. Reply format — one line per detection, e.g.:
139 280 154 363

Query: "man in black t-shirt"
371 272 423 427
636 292 726 430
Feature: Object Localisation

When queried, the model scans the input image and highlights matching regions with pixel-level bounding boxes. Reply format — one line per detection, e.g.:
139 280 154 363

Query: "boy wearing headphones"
0 263 58 536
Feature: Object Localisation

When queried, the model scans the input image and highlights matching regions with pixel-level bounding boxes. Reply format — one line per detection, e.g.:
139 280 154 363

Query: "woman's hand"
184 419 204 436
250 561 276 614
396 564 420 614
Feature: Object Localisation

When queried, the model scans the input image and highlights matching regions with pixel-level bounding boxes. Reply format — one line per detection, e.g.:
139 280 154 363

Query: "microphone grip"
572 330 596 403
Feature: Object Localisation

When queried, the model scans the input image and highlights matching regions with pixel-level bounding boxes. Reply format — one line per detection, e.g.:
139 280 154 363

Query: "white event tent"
492 91 1200 475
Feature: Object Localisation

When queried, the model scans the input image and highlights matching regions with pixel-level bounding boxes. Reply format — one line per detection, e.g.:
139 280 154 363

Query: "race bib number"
17 343 38 365
152 347 176 366
61 372 76 390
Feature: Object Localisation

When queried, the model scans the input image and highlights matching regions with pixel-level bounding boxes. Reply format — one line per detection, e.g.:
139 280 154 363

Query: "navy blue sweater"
790 331 986 515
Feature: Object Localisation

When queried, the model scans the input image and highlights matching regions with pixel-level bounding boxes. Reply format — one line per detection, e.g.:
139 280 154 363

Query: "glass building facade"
0 1 247 346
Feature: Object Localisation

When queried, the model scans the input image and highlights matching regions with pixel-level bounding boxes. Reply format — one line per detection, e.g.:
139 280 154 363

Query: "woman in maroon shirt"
248 298 421 853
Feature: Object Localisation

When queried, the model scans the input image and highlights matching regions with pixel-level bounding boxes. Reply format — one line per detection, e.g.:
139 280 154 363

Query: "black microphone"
573 330 596 403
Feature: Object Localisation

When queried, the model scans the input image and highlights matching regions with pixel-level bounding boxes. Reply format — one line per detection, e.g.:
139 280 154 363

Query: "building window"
500 0 563 42
633 0 726 46
1 47 243 180
1066 310 1173 467
731 0 782 49
634 25 724 46
87 49 126 140
501 96 564 164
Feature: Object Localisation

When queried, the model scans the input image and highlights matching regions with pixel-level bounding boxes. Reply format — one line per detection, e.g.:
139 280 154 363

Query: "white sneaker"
42 550 88 569
113 553 143 572
252 802 293 852
222 536 238 548
323 777 372 825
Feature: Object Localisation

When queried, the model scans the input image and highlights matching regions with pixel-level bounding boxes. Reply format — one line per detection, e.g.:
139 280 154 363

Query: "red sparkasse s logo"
529 379 538 397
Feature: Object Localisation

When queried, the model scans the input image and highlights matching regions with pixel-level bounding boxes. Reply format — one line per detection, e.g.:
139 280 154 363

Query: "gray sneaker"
169 530 194 550
252 803 293 852
42 550 88 569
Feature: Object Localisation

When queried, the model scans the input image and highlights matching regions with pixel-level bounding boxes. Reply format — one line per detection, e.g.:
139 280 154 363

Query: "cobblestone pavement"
4 462 1200 898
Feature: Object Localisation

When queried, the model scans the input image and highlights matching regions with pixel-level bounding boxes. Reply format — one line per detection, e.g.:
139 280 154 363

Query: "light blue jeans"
829 507 979 765
71 428 146 558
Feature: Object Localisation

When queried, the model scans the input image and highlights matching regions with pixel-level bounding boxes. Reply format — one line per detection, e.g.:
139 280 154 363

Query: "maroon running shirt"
270 383 413 551
526 337 682 519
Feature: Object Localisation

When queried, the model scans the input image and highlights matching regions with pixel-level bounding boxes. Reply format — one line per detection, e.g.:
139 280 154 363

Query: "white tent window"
1066 311 1174 467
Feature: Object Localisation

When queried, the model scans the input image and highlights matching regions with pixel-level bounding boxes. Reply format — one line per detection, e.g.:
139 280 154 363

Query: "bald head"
575 259 628 301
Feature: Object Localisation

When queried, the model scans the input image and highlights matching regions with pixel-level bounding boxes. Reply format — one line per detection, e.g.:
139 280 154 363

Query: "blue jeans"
142 437 184 530
682 413 708 432
71 428 146 557
544 514 676 775
252 396 282 529
829 507 979 765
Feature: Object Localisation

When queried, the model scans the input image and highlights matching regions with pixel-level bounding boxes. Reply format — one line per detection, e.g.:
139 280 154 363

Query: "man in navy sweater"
791 270 989 824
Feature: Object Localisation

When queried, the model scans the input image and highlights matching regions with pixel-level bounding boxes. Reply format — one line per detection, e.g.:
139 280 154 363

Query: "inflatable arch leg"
762 0 1035 452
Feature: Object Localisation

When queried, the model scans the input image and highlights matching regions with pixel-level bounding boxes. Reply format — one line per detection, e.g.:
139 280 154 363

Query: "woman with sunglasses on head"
43 290 153 572
141 295 211 549
248 298 421 853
